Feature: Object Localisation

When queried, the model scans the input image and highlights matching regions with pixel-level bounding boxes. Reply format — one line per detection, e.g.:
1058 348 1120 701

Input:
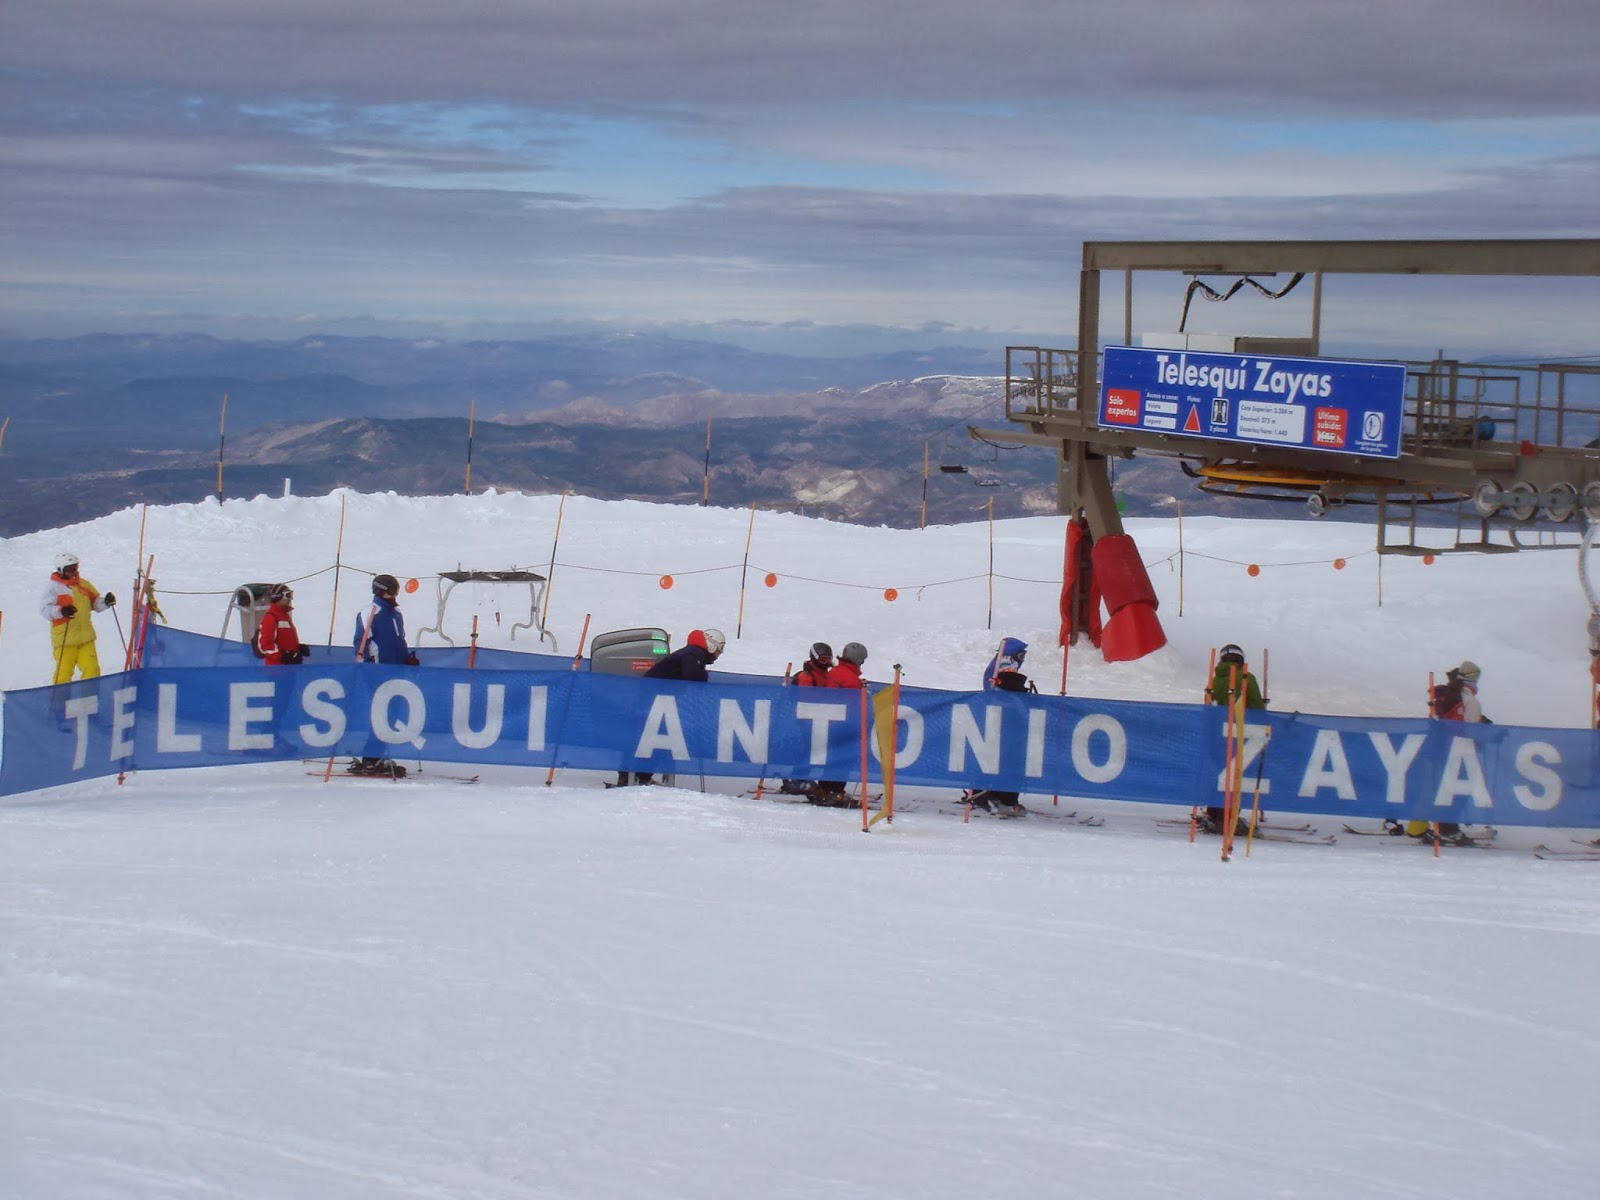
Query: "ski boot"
349 757 406 778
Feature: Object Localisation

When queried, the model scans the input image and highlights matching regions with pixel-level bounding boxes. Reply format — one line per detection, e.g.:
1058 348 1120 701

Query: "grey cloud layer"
3 0 1598 341
7 0 1598 117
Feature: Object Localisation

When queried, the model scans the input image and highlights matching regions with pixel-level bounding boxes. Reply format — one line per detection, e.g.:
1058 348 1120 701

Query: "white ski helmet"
54 552 80 572
702 628 727 657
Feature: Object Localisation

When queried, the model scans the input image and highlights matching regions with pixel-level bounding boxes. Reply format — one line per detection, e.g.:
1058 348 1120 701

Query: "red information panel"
1312 407 1347 449
1103 387 1142 426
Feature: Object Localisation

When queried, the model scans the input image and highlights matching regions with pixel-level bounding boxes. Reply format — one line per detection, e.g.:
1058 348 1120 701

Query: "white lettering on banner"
299 678 346 747
64 694 98 771
1026 709 1047 777
451 683 504 750
110 686 137 761
635 696 690 760
1432 736 1493 809
1216 722 1270 793
868 706 925 769
372 680 427 749
1070 714 1126 784
526 686 548 752
1367 732 1426 806
1513 741 1562 811
717 699 770 763
157 683 202 754
1297 729 1356 800
795 702 848 765
948 705 1001 774
228 681 276 751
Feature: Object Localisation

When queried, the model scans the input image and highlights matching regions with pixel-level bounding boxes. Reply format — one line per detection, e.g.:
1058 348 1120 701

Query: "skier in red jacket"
807 642 868 806
256 584 308 666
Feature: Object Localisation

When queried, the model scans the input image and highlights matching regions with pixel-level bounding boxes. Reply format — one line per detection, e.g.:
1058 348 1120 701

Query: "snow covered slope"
2 492 1597 1198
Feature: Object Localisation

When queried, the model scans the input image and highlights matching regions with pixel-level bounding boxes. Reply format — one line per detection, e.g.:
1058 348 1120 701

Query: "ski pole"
52 621 70 687
111 603 129 658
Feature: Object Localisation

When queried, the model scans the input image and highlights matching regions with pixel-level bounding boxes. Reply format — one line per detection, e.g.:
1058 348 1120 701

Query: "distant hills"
0 331 1254 536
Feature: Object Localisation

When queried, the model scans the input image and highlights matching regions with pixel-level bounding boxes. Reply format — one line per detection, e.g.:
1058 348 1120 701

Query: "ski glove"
60 603 77 618
404 652 420 666
103 592 116 606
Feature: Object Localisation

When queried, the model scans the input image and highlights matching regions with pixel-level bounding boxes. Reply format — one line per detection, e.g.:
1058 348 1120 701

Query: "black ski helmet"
372 573 400 596
1219 643 1245 664
841 642 868 666
810 641 834 663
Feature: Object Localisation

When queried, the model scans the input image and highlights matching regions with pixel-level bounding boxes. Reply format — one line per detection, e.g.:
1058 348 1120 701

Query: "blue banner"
1100 345 1408 459
3 666 1599 828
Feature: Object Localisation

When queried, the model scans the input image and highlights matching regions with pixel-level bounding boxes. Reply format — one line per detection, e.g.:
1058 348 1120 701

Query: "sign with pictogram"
1098 346 1407 459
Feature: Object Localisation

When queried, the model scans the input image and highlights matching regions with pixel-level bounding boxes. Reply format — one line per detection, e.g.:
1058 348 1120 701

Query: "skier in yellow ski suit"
41 552 116 684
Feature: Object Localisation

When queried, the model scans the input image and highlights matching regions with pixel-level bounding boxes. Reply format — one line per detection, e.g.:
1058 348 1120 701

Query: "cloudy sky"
3 0 1598 354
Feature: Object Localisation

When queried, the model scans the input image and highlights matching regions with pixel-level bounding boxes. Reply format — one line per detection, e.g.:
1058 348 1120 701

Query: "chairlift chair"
413 569 554 651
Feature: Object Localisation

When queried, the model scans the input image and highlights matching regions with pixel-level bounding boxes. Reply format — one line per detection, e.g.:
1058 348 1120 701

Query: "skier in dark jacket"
966 637 1033 817
642 627 724 681
350 573 419 777
617 628 726 785
1204 643 1266 835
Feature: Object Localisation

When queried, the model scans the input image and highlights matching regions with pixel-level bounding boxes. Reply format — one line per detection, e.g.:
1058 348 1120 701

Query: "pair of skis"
1157 817 1332 846
1533 838 1600 861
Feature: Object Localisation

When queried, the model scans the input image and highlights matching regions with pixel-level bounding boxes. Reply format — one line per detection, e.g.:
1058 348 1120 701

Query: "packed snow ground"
2 491 1598 1198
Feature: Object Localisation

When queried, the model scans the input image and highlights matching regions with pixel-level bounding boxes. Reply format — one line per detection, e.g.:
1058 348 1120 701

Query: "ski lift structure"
978 238 1600 556
413 569 554 651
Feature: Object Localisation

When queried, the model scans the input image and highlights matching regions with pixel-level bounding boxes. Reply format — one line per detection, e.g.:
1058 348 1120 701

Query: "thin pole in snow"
540 489 569 639
326 493 347 645
735 502 756 638
216 393 228 498
701 416 712 506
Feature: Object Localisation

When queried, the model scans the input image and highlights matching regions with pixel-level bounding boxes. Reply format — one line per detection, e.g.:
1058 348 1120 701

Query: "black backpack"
1432 675 1464 718
994 669 1037 694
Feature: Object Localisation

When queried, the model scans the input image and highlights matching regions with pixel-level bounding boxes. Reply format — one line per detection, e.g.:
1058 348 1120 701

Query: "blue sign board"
1100 345 1408 459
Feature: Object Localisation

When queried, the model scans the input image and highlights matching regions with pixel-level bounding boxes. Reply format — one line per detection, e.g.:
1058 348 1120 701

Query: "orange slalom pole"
544 612 592 786
1221 667 1244 861
131 555 155 669
469 615 479 668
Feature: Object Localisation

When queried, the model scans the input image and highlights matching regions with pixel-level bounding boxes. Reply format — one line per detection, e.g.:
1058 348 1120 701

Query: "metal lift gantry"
982 239 1600 554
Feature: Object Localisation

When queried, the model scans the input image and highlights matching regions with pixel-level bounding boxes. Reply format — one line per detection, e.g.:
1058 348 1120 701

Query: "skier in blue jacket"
967 637 1032 817
353 574 418 665
350 573 419 777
